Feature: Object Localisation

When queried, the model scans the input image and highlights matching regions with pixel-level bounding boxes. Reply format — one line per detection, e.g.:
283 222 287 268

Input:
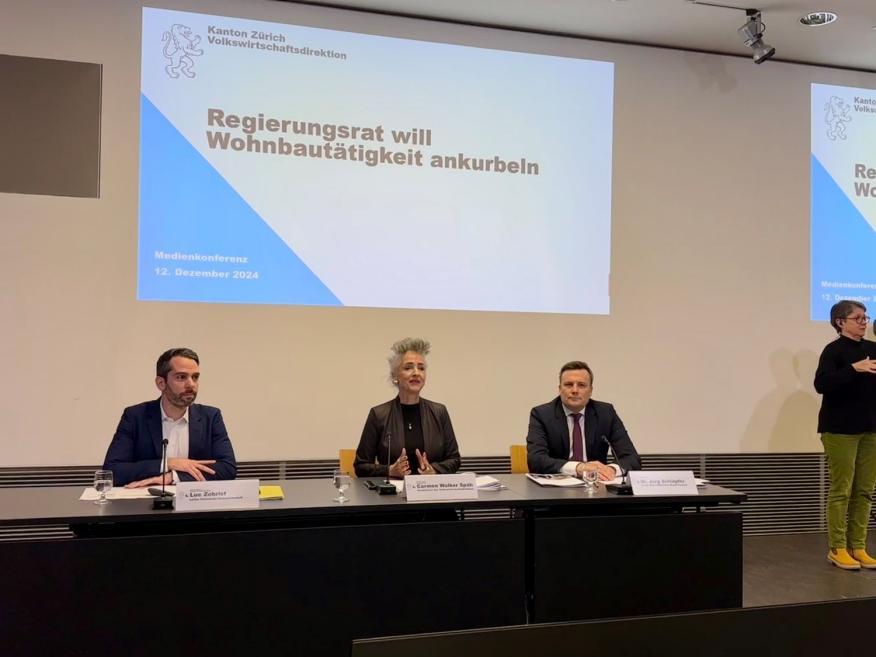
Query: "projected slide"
811 83 876 320
139 7 615 313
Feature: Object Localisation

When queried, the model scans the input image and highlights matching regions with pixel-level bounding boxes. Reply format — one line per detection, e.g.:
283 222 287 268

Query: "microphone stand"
377 431 397 495
384 431 392 484
152 438 174 510
603 434 633 495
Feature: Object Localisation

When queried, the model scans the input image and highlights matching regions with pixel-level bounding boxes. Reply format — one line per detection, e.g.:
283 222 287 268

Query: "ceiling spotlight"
799 12 838 27
738 10 775 64
689 2 777 64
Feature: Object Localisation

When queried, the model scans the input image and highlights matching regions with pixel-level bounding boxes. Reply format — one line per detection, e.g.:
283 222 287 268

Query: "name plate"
176 479 260 511
405 473 478 501
629 470 698 496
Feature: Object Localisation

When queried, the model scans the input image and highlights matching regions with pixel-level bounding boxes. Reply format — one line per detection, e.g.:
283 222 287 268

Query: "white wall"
2 0 873 466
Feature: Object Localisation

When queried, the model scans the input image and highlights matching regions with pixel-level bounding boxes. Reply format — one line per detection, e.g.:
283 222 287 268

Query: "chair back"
339 448 356 478
509 444 528 474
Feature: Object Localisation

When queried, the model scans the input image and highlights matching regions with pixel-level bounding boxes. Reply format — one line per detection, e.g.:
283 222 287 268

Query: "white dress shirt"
160 403 190 483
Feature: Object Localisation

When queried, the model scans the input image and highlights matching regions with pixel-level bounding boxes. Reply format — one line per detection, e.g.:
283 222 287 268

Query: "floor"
743 532 876 607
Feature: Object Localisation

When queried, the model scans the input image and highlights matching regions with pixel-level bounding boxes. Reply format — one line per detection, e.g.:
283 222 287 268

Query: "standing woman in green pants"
815 300 876 570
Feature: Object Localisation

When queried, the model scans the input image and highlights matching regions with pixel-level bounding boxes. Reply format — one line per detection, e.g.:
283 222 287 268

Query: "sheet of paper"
475 475 503 490
525 473 585 487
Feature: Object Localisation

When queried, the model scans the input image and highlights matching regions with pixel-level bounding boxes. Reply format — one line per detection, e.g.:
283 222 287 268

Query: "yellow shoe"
851 549 876 569
828 548 861 570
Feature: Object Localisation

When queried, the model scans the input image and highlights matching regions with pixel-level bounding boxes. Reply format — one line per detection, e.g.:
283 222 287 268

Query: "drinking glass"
94 469 113 505
583 464 599 493
332 469 352 503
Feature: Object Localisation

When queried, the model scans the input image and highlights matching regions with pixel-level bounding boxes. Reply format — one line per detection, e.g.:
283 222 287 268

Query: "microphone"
384 431 392 484
152 438 174 510
603 434 633 495
377 431 397 495
602 434 624 479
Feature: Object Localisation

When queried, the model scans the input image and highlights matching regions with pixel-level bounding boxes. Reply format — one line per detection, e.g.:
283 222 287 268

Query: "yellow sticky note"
258 485 284 501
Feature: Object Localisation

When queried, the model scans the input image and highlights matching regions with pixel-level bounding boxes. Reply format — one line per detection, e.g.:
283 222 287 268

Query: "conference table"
0 475 744 657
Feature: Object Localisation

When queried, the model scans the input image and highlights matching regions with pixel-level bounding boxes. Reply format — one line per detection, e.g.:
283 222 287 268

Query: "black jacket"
354 396 461 477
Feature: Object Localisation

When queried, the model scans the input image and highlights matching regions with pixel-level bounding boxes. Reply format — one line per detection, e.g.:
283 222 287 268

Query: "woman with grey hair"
354 338 461 478
814 300 876 570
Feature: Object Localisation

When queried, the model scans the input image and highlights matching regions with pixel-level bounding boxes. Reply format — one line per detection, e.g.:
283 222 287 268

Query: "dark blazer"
103 399 237 486
526 397 641 475
354 397 461 477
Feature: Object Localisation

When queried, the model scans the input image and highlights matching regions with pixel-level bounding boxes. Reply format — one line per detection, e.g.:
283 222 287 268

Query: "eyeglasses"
842 315 870 324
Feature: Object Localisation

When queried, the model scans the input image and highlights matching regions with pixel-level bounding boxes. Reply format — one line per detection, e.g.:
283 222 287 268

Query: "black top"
401 402 425 473
814 335 876 434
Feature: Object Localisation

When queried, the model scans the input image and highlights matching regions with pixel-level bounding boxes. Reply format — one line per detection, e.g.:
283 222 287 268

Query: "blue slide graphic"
810 154 876 320
138 94 341 306
139 7 615 313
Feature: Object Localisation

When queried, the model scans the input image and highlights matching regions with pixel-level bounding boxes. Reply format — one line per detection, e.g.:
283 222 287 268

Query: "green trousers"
822 432 876 549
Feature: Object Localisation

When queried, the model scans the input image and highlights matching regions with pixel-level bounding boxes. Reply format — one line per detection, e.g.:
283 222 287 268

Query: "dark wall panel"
0 54 101 198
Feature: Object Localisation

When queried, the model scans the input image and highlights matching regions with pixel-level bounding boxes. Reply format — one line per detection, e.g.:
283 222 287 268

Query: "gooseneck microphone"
384 432 392 484
603 434 633 495
377 431 397 495
602 434 628 481
152 438 174 510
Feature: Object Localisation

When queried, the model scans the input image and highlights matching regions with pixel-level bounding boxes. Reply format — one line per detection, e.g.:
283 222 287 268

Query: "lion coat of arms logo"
162 24 203 79
824 95 851 141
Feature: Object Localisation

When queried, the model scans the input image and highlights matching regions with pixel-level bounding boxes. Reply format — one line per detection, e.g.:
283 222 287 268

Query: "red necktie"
571 413 584 462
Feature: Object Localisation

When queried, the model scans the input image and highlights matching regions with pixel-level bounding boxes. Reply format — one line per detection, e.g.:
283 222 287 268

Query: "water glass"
332 469 352 503
583 464 599 493
94 469 113 505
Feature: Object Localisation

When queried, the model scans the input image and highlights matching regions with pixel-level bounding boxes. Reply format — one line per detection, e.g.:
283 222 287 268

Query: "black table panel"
0 476 743 656
0 518 525 657
532 511 743 621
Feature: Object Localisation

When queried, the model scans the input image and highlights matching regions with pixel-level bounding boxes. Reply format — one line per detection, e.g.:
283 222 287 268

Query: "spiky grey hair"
388 337 430 385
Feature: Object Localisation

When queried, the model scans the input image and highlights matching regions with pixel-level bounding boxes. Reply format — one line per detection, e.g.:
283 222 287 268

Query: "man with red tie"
526 361 641 479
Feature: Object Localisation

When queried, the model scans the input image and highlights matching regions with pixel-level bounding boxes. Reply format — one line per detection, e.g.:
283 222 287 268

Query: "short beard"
168 392 196 408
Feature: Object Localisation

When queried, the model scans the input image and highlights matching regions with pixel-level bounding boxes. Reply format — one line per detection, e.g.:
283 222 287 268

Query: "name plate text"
176 479 260 511
629 470 698 496
405 473 478 501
